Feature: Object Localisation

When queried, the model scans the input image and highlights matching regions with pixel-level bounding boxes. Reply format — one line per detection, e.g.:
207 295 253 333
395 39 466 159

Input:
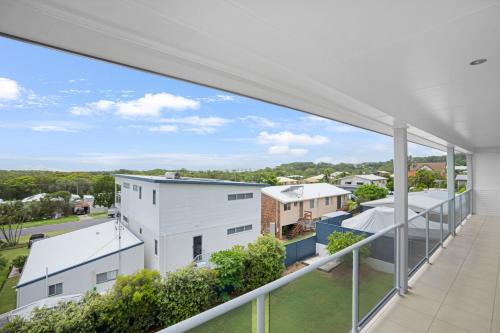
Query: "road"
0 216 114 239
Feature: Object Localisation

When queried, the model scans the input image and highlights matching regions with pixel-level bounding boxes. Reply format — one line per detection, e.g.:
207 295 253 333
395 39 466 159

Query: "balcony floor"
364 215 500 333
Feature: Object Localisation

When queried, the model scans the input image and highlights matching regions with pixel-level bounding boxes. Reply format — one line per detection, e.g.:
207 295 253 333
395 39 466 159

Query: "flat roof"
342 174 387 181
114 174 267 187
262 183 350 204
18 221 143 288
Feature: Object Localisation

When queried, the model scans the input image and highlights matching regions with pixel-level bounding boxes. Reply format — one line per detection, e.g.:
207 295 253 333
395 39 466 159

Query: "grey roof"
114 174 267 187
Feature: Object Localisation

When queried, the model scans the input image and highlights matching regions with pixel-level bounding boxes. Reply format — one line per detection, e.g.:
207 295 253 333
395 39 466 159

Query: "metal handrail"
161 221 404 333
161 189 473 333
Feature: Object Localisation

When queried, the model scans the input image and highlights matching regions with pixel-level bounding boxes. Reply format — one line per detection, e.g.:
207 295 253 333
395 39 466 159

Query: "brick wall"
261 193 279 236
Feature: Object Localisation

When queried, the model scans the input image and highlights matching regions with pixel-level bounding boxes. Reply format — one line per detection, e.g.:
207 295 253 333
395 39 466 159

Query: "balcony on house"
1 1 499 332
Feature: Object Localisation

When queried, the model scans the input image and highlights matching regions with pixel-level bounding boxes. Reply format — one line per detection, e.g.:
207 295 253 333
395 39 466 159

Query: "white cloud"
258 131 329 146
160 116 231 127
1 121 84 133
148 125 178 133
59 89 92 94
240 115 276 128
268 145 308 156
115 93 199 117
70 93 199 118
70 100 115 116
198 94 237 103
68 78 86 83
0 77 21 100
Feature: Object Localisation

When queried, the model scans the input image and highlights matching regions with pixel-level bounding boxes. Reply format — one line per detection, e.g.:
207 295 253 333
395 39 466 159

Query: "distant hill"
0 154 465 200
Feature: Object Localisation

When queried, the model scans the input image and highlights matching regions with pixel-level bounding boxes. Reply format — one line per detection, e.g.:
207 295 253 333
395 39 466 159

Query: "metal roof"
114 174 267 187
262 183 350 204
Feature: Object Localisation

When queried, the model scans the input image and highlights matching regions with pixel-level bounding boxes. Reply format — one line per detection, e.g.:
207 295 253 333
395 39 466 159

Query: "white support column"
394 125 408 294
466 153 473 215
447 146 455 235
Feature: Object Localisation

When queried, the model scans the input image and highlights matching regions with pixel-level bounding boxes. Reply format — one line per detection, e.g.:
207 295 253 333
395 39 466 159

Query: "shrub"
245 234 285 290
326 231 370 264
102 269 163 332
157 265 218 326
354 184 388 203
12 255 27 271
210 245 248 299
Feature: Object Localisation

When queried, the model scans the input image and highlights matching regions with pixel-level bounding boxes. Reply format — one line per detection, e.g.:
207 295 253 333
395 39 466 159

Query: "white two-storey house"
115 173 265 274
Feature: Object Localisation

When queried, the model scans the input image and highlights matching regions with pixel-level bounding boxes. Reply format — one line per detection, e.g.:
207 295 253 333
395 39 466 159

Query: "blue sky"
0 37 443 171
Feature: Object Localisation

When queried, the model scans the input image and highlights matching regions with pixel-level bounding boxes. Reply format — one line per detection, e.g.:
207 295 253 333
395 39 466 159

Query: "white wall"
473 152 500 216
17 244 144 307
117 178 160 270
162 222 259 273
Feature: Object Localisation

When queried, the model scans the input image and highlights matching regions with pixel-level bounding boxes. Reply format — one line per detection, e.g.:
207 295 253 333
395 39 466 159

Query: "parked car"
107 208 119 218
28 234 45 248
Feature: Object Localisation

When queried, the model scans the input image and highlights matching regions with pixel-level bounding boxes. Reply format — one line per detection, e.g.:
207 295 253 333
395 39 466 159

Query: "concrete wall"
17 244 143 307
473 152 500 216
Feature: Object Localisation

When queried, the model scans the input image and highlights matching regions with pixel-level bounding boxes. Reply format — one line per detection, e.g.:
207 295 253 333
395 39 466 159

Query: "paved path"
0 216 113 239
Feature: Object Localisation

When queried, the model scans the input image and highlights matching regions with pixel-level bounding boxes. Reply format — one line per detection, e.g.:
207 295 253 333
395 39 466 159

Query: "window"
152 189 156 205
337 196 341 209
325 197 331 206
48 283 63 296
294 202 298 207
123 215 128 223
228 193 253 201
132 184 138 191
139 227 142 234
284 203 292 211
309 199 315 208
345 181 352 185
96 270 118 284
356 182 364 185
123 182 130 189
139 186 142 199
154 239 158 255
227 224 253 235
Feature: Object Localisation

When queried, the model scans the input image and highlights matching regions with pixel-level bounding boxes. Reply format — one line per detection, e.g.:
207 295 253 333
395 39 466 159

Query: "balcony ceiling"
2 0 500 153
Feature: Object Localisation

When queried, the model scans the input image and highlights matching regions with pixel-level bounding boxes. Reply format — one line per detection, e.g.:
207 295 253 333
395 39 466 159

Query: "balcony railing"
161 189 472 333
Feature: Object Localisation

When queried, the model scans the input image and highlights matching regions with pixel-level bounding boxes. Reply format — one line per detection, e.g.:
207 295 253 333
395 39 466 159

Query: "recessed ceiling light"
470 59 487 66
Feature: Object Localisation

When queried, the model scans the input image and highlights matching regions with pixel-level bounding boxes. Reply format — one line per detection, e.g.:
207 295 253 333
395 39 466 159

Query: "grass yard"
0 276 19 314
22 215 79 229
18 229 71 244
189 263 393 333
89 212 108 219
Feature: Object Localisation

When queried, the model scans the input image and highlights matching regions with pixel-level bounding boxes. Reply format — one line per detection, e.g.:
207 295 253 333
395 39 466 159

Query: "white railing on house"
161 189 472 333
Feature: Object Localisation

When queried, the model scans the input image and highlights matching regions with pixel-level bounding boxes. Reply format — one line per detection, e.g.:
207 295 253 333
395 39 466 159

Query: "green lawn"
18 229 71 244
0 276 19 314
189 264 393 333
89 212 108 219
22 215 79 229
283 232 316 245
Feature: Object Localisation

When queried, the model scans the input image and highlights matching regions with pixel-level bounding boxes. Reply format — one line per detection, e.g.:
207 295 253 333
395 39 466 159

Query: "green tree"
245 234 285 290
92 175 115 208
386 177 394 192
414 169 437 189
0 201 30 246
354 184 388 203
4 176 40 200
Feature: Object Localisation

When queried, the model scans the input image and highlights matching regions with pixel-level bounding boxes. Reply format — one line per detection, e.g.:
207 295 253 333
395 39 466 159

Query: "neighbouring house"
304 174 325 183
375 170 391 177
16 221 144 307
115 174 265 274
338 174 388 191
277 176 298 185
261 183 350 239
408 162 446 177
456 174 468 188
361 189 449 215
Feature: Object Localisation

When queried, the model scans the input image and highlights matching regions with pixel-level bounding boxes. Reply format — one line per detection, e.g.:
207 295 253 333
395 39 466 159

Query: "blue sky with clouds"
0 37 443 171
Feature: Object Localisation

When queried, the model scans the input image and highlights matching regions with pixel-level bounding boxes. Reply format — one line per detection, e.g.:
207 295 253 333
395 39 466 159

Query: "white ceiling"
2 0 500 153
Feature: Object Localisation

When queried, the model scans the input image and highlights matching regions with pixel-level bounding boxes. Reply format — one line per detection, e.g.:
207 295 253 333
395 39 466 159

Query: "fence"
161 189 472 333
283 236 317 266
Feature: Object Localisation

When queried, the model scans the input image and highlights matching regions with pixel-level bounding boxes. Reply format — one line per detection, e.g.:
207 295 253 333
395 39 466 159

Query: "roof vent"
165 172 181 179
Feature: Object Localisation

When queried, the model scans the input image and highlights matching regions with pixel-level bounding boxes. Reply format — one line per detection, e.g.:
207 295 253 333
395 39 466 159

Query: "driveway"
0 216 114 239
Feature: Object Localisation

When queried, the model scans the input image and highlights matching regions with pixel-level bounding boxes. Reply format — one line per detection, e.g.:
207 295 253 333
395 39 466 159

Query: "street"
0 216 114 239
